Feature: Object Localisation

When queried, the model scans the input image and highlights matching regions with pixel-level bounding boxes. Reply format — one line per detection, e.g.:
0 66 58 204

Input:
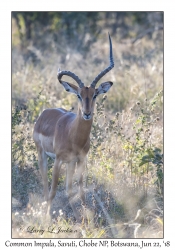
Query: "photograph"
12 11 163 239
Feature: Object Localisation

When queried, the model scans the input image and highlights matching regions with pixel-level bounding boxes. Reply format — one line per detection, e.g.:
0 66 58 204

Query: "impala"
33 34 114 220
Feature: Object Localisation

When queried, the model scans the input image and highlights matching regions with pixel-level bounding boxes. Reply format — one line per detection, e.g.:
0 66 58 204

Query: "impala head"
57 34 114 121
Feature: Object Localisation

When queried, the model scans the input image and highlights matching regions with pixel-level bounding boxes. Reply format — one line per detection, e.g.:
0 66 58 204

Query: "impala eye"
93 94 97 99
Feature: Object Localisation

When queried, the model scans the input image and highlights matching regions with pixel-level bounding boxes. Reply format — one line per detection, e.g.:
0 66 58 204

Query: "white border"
0 1 175 249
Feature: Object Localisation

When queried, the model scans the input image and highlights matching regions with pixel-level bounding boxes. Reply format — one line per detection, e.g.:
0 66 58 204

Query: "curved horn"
91 33 114 88
57 70 84 88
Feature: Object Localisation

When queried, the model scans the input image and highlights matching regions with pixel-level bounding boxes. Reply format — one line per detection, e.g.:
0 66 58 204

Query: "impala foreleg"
66 162 76 198
47 157 62 213
66 162 80 220
77 159 86 205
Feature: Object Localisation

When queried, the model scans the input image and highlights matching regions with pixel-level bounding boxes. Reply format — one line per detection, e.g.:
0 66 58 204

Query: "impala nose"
83 112 91 120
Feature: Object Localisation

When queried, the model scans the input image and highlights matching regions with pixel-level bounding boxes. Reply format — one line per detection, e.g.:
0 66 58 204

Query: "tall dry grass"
12 26 163 238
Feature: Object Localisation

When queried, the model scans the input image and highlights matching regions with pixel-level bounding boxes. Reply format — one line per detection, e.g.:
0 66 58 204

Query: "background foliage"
12 12 163 238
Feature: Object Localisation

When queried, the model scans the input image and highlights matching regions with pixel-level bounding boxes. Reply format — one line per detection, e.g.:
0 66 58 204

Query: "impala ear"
60 81 78 95
96 81 113 96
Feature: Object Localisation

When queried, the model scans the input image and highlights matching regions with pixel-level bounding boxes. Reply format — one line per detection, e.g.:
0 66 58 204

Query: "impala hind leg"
37 146 48 201
47 157 62 214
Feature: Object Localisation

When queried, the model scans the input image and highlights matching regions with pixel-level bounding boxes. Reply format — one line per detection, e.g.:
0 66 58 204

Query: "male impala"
33 34 114 220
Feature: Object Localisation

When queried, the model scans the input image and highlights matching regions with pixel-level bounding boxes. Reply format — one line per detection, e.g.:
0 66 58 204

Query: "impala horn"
57 70 84 88
91 33 114 88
